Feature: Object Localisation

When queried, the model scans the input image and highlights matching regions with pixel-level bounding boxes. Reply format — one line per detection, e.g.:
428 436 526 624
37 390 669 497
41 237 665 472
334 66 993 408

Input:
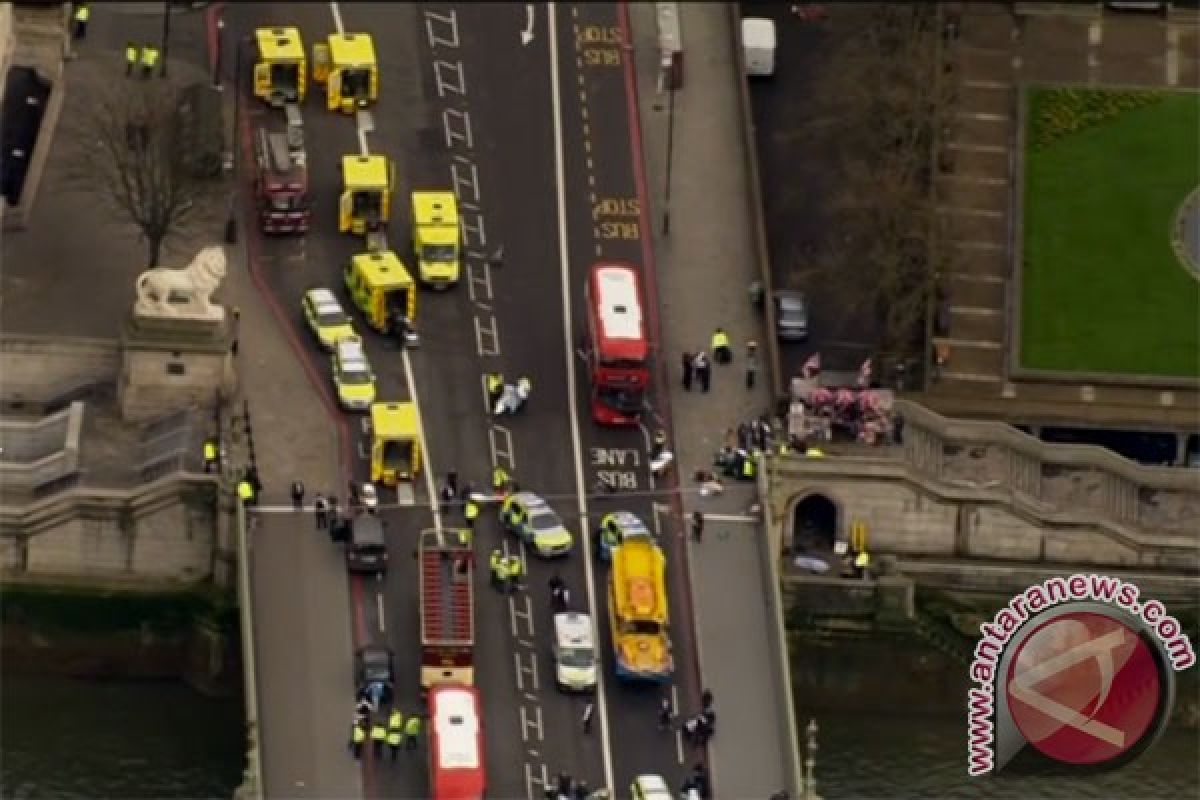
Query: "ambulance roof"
351 251 413 288
334 336 371 373
342 154 389 189
329 33 377 67
255 27 304 62
412 191 459 227
370 402 418 437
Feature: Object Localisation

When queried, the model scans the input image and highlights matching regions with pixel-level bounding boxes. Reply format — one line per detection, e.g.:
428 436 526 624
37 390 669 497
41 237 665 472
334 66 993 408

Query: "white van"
741 17 777 77
552 612 598 691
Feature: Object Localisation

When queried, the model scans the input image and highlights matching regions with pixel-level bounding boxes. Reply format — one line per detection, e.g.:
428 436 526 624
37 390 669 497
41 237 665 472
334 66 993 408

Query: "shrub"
0 583 227 635
1028 87 1164 149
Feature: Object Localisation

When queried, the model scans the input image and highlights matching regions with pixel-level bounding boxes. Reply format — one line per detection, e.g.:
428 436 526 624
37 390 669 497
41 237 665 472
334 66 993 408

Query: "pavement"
629 3 794 798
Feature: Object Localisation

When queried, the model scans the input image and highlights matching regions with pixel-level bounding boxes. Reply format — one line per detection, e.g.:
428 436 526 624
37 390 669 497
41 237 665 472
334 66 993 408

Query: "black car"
354 645 394 704
773 290 809 341
345 515 388 575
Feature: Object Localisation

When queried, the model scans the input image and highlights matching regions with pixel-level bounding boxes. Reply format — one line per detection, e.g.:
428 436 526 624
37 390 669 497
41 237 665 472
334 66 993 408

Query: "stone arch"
790 491 841 553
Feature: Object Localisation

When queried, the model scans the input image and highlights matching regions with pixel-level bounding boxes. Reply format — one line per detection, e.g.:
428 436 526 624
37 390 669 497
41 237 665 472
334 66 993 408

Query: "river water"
1 673 245 800
812 712 1199 800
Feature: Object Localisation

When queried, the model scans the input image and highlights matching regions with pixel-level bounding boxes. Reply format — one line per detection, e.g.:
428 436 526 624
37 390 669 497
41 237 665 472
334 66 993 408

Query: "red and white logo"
1005 611 1163 767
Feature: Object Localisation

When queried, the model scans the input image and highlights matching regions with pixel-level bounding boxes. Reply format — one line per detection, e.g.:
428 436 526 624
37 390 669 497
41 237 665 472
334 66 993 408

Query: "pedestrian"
446 469 459 496
486 372 505 407
71 4 89 40
347 480 360 509
139 43 158 79
370 715 388 758
387 707 404 762
745 341 759 389
237 476 256 507
652 428 667 458
690 510 704 543
693 351 711 392
492 465 510 492
328 496 340 527
246 465 263 495
124 41 138 76
349 718 366 760
572 781 591 800
557 773 572 797
711 327 732 364
403 713 421 751
464 496 479 529
692 763 710 798
658 694 673 729
202 438 218 473
290 480 305 511
314 493 328 530
681 351 694 391
440 482 455 515
581 701 594 734
701 688 714 711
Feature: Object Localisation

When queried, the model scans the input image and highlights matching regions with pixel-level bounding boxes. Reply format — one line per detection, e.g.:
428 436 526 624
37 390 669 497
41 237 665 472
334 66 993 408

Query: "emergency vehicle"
411 190 461 287
418 529 475 689
252 27 306 107
428 684 485 800
608 535 673 682
369 402 421 486
339 154 395 251
331 336 376 411
311 32 379 113
584 263 650 426
343 251 416 335
252 106 310 234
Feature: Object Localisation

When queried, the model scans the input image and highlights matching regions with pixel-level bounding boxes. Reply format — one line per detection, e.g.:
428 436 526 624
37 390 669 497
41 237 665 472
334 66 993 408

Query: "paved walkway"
630 4 795 798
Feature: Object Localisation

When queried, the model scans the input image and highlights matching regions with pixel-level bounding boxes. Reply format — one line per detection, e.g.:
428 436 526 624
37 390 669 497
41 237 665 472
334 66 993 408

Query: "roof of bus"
412 191 460 226
370 402 418 438
590 264 647 361
351 251 413 288
342 154 389 189
255 27 304 62
431 685 485 800
328 32 377 66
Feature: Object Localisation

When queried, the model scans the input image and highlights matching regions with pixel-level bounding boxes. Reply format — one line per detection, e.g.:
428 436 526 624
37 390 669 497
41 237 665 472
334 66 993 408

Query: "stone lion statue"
134 246 227 320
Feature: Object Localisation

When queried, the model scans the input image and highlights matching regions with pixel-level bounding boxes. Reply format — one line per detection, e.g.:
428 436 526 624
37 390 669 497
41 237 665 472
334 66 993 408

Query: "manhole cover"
1173 187 1200 279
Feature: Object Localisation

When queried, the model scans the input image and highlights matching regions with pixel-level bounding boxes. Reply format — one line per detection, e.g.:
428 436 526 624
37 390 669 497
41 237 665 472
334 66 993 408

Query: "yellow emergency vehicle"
370 402 422 485
343 251 417 335
252 27 306 107
340 155 394 245
411 191 461 288
311 33 379 113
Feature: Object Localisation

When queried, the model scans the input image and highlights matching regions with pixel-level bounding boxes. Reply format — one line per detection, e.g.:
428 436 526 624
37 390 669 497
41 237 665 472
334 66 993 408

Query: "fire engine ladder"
421 533 471 644
283 103 306 166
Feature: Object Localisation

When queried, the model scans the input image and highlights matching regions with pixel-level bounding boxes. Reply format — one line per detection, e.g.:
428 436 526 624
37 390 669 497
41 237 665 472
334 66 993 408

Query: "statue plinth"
118 246 237 422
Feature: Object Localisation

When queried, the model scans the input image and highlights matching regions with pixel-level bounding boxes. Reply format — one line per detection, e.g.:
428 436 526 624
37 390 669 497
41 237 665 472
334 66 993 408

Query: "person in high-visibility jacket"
386 709 404 761
139 44 159 79
854 550 871 579
403 714 422 751
370 718 388 757
72 5 90 40
464 497 480 529
598 513 620 554
492 465 510 492
502 555 524 593
741 455 756 480
486 372 504 406
711 327 732 363
349 720 367 760
489 549 505 589
457 527 473 548
237 479 255 505
124 41 138 76
203 439 218 473
805 447 826 459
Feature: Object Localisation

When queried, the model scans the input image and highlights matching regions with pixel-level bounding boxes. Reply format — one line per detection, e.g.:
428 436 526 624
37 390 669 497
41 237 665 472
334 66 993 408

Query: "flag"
856 358 873 388
801 353 821 379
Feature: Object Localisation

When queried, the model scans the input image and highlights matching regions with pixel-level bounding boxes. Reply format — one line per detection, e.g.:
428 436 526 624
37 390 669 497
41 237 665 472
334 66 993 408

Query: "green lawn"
1020 89 1200 378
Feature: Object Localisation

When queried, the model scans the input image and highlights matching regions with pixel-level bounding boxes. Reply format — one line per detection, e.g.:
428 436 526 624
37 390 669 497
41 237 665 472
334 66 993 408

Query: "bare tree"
796 4 958 359
67 80 223 267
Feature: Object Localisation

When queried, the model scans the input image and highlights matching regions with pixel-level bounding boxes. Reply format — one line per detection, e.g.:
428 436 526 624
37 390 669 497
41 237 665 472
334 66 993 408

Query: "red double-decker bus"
429 684 485 800
584 263 650 426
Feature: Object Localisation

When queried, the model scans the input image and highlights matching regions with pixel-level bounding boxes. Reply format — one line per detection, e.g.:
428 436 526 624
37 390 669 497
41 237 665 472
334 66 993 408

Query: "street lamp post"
661 60 677 237
212 17 225 90
159 1 171 77
224 35 247 245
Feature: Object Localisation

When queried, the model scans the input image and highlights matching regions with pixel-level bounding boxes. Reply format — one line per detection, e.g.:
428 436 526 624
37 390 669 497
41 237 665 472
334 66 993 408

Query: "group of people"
544 772 601 800
682 328 759 393
488 548 525 593
680 689 718 748
349 695 422 762
486 373 533 416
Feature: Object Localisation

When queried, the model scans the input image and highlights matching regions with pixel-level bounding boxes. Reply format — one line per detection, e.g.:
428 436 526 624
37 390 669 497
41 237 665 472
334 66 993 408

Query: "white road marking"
376 592 386 633
433 60 468 97
474 315 500 357
672 685 684 764
521 3 536 46
451 156 482 204
442 108 474 149
400 350 444 531
548 5 615 793
423 9 460 49
329 2 345 35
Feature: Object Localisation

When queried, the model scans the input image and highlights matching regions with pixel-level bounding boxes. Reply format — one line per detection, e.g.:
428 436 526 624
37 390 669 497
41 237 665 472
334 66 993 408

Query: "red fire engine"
253 105 310 234
419 529 475 689
584 263 650 425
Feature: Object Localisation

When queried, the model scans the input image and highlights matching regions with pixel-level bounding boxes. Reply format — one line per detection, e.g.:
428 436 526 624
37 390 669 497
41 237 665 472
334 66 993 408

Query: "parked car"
354 644 395 704
773 289 809 341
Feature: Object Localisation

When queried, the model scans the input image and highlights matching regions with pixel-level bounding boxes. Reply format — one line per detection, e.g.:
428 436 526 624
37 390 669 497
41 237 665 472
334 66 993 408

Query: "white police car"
552 612 597 692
